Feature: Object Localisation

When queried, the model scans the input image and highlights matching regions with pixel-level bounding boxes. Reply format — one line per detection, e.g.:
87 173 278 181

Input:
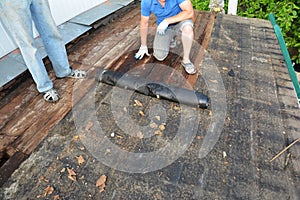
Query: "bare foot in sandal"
43 88 60 102
67 69 87 79
181 61 197 75
42 69 86 102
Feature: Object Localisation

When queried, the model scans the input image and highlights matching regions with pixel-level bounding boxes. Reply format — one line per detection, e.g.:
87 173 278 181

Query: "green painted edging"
269 13 300 106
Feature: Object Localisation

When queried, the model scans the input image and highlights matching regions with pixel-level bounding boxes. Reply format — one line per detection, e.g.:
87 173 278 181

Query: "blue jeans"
0 0 71 92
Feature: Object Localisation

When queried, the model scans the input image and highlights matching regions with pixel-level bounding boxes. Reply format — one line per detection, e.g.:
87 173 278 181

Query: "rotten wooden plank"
0 151 28 187
68 7 141 66
187 12 216 86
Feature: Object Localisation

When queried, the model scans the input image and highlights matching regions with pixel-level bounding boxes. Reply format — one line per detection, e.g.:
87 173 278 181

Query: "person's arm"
135 15 150 60
140 15 149 46
165 0 194 25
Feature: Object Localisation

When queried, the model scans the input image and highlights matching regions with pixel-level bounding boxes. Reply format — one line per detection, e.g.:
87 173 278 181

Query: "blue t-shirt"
141 0 186 25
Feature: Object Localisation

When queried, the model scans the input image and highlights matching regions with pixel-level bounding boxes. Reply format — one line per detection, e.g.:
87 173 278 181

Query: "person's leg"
30 0 71 78
153 28 175 61
0 0 53 93
180 21 194 64
174 20 196 74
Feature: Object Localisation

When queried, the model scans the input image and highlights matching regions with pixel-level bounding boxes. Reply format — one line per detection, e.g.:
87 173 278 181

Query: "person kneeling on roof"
135 0 196 75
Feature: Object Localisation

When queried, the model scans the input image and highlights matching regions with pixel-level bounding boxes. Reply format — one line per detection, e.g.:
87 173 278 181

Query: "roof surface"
0 3 299 199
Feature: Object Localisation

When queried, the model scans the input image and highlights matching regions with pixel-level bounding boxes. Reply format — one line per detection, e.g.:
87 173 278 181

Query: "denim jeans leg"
0 0 53 93
31 0 71 78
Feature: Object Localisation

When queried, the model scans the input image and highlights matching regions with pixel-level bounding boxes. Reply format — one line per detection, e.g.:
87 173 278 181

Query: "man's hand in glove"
157 20 169 35
134 45 150 60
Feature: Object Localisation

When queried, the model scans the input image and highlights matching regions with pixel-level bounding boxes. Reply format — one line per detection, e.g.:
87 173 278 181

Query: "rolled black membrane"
96 69 210 109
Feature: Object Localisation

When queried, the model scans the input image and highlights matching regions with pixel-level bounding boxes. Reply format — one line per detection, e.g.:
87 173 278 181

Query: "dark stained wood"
0 79 37 130
68 7 142 66
187 12 216 86
0 151 27 187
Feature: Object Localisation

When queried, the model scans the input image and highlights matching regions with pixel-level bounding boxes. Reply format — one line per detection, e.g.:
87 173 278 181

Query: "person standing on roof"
135 0 196 75
0 0 86 102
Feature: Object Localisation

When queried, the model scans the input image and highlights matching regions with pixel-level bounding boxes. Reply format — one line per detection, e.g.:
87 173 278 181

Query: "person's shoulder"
141 0 153 16
141 0 153 7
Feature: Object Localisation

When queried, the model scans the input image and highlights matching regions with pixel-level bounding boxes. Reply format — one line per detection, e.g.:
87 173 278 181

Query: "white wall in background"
48 0 106 25
0 22 16 58
228 0 238 15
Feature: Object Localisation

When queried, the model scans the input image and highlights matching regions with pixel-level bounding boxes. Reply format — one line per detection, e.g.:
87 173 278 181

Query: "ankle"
182 58 190 64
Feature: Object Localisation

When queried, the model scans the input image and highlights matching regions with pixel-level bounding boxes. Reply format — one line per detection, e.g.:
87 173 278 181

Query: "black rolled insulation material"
96 69 210 109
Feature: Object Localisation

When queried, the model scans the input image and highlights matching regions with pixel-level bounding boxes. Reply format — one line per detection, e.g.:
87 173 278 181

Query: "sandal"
43 88 60 102
67 69 86 79
181 61 197 75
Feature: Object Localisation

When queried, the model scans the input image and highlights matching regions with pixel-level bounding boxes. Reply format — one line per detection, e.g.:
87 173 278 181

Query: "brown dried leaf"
137 131 144 139
116 135 123 139
139 110 145 116
77 155 85 165
39 176 49 183
85 121 94 131
134 100 143 107
96 175 107 193
150 123 158 129
44 185 54 196
73 135 79 140
96 175 107 186
105 149 111 155
155 130 162 136
68 175 76 182
67 168 76 176
159 124 165 131
222 67 229 71
79 146 85 151
173 105 180 111
67 168 77 182
53 195 60 200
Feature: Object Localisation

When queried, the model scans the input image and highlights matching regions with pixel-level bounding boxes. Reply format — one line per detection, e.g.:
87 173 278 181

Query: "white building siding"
0 22 17 59
48 0 106 25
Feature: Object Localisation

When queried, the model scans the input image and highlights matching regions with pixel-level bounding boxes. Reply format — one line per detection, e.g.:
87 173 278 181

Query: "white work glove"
157 20 169 35
134 45 150 60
